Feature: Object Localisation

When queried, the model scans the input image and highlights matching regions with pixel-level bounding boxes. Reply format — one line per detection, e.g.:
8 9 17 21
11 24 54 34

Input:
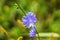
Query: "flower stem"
16 2 26 15
35 28 40 40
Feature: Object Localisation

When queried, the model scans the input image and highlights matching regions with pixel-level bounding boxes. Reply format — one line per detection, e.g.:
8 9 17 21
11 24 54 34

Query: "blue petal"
31 16 37 22
26 12 33 16
22 12 37 28
22 16 28 21
27 12 36 22
23 22 27 25
29 27 36 37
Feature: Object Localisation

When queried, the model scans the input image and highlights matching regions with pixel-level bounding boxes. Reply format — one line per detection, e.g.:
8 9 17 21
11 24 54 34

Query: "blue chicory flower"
22 12 37 28
22 12 37 37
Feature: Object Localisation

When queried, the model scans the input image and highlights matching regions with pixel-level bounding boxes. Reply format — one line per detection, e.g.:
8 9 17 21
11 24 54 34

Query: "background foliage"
0 0 60 40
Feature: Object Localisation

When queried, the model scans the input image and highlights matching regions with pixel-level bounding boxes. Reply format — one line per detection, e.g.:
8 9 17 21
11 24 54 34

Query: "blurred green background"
0 0 60 40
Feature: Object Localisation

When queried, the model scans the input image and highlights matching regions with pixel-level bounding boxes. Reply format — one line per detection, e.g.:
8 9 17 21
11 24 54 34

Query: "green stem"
16 2 26 15
35 28 40 40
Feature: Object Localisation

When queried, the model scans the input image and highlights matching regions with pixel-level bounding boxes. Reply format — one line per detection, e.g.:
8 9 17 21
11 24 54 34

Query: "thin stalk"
16 2 26 15
35 28 40 40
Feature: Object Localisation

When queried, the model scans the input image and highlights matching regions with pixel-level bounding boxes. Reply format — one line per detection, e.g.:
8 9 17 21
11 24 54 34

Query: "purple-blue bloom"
22 12 37 28
29 26 36 37
22 12 37 37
